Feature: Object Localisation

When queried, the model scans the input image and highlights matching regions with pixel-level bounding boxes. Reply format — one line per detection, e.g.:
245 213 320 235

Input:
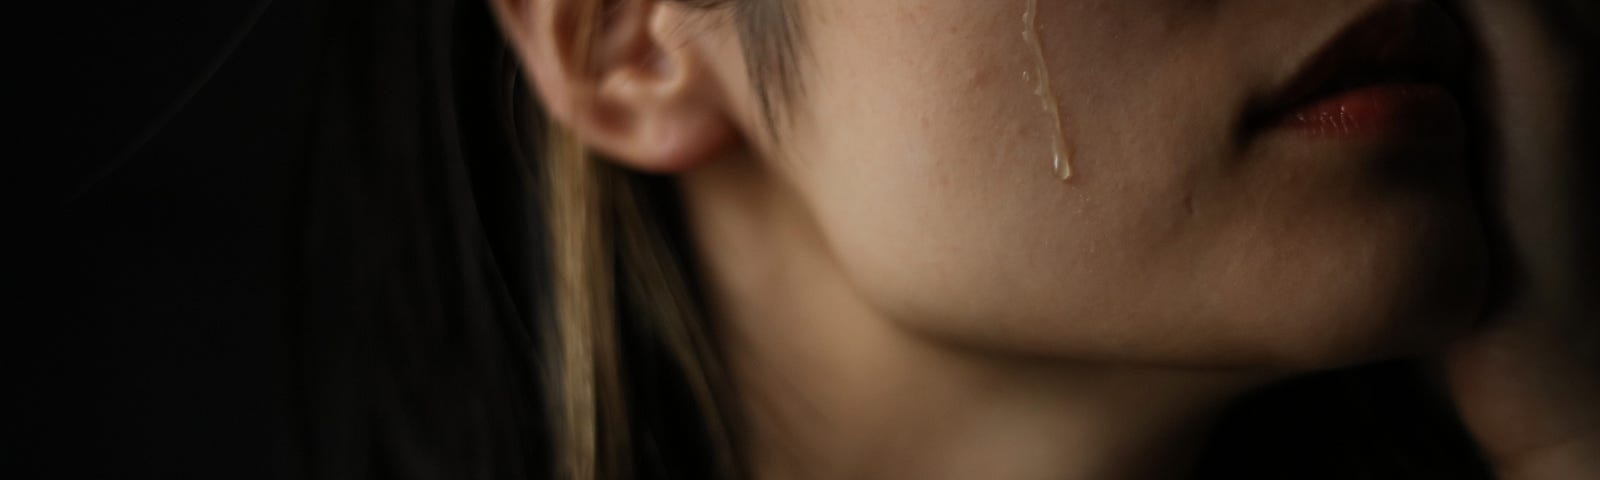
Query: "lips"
1253 2 1470 137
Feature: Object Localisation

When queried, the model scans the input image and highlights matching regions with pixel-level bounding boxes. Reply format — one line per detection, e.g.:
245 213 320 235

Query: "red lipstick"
1281 82 1462 137
1256 2 1469 139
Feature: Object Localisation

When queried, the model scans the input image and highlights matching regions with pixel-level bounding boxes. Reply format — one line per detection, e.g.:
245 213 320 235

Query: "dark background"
11 1 315 478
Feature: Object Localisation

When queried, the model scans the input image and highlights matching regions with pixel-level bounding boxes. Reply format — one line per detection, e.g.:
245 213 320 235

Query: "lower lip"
1277 83 1462 138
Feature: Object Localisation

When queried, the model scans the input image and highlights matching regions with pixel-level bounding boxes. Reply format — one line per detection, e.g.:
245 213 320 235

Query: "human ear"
491 0 736 172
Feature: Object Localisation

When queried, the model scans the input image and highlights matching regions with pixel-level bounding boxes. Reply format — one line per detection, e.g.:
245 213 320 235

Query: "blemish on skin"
1022 0 1073 181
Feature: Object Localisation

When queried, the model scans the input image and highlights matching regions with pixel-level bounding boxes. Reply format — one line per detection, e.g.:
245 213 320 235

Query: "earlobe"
493 0 737 173
596 9 737 172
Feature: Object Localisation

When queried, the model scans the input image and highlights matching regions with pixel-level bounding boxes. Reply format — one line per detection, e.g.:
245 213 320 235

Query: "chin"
1233 235 1489 372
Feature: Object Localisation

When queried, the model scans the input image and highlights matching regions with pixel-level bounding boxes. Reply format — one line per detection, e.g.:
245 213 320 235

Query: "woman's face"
726 0 1486 368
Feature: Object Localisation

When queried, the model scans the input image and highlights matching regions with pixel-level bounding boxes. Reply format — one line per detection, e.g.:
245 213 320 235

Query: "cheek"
783 1 1232 357
776 0 1485 368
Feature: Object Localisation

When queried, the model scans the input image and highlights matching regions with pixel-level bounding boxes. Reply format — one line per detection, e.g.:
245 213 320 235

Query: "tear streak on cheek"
1023 0 1074 182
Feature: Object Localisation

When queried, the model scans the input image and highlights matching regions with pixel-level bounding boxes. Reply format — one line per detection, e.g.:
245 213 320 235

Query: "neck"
679 156 1256 480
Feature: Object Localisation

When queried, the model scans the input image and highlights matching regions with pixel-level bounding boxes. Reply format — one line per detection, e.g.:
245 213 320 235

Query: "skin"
1446 1 1600 477
731 0 1486 368
493 0 1596 477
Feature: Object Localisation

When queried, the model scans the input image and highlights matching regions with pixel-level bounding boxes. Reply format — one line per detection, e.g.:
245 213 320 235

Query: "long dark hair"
291 0 745 477
292 0 552 477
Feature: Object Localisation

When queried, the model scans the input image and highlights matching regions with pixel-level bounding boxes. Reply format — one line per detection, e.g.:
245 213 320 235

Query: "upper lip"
1252 2 1469 124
